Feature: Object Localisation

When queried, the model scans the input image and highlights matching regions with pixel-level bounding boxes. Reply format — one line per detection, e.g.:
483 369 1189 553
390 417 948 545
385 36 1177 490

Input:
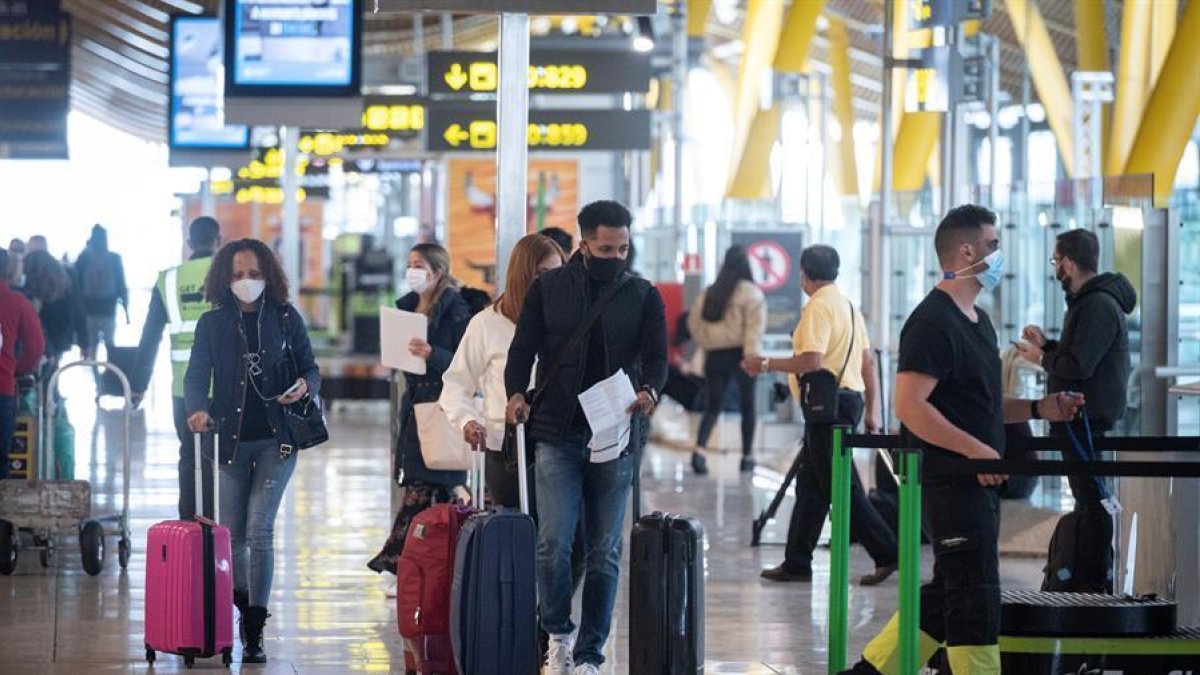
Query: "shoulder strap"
834 300 856 386
530 272 632 405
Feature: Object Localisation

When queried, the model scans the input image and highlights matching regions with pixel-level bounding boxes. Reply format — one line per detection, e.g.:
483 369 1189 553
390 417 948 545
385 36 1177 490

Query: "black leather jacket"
184 297 321 462
505 257 668 443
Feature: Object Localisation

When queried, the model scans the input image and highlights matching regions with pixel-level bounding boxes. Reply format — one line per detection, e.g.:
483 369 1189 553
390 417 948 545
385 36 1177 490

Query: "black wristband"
1030 399 1042 420
640 385 659 405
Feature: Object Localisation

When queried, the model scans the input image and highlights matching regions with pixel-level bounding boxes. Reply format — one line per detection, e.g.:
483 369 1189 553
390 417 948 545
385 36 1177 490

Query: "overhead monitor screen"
170 16 250 149
226 0 361 95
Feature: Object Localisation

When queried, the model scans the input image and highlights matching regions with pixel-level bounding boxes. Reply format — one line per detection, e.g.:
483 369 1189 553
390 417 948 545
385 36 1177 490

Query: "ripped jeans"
219 438 298 608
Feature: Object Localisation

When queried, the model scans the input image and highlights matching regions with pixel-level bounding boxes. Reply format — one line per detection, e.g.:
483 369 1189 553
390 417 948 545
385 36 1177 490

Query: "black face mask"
584 254 626 283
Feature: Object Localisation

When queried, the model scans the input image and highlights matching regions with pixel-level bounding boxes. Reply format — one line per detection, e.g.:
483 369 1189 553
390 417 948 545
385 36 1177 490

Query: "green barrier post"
828 426 851 673
897 448 923 674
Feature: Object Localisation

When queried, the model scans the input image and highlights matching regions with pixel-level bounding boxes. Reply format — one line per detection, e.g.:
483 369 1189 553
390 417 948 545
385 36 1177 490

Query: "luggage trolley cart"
0 360 133 576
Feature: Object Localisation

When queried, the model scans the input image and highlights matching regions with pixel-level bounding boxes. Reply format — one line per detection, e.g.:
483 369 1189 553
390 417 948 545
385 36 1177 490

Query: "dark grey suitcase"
450 425 538 675
630 512 705 675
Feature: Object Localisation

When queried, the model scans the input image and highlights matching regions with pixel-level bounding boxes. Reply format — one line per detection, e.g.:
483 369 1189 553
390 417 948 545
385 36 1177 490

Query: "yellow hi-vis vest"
155 257 212 398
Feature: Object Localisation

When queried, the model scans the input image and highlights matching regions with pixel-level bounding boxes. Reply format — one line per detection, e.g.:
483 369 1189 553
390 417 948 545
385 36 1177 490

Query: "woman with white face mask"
184 238 321 664
367 243 473 577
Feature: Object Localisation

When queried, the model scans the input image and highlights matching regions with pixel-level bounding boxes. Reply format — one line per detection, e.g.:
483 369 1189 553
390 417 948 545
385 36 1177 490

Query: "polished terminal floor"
0 368 1043 674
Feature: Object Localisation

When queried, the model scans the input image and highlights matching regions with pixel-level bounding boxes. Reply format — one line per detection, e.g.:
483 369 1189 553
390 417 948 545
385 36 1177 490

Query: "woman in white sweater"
687 245 766 474
440 233 566 507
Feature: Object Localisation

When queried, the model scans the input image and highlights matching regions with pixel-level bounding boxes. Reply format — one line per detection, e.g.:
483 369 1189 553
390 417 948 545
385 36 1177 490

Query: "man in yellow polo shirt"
743 244 898 585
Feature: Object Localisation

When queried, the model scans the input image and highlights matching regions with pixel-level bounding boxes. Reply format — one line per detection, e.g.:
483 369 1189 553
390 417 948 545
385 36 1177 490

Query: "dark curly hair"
203 238 290 305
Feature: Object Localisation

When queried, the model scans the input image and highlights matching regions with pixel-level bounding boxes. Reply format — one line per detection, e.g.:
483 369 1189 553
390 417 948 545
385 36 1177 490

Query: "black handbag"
501 273 632 468
279 310 329 450
796 300 856 425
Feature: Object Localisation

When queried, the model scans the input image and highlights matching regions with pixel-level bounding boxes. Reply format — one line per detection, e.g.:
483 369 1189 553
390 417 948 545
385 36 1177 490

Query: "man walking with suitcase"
744 245 898 586
506 201 668 675
1015 228 1135 591
132 216 221 519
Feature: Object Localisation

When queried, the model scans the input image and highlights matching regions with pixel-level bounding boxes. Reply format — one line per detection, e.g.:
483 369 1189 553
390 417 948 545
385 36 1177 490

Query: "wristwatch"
1030 399 1042 420
639 385 659 405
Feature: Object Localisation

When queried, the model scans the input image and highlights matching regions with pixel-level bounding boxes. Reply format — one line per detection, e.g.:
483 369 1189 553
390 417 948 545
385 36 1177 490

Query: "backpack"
1041 509 1114 592
80 253 118 301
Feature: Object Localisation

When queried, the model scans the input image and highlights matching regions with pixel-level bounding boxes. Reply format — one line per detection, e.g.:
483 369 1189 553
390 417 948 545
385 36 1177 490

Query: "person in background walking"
20 250 82 370
0 247 47 479
184 238 320 663
747 245 898 586
74 225 128 360
540 227 574 256
368 243 472 576
133 216 222 520
687 245 765 474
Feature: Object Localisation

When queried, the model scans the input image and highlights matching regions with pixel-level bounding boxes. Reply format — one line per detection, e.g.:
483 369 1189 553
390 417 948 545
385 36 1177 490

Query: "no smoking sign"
746 240 792 292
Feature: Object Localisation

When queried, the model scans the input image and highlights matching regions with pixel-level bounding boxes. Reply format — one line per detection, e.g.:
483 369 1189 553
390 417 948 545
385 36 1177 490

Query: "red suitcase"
144 431 235 668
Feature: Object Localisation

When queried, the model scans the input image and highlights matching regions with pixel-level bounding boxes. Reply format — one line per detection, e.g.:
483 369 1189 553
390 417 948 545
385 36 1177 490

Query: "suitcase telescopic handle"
515 423 530 516
193 423 220 523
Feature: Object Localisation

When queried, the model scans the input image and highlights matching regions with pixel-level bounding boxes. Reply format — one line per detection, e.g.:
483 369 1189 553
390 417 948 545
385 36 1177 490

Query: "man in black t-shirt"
843 205 1082 675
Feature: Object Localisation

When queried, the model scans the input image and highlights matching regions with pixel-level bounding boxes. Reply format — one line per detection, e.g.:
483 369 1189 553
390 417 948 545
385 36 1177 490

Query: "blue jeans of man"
536 435 635 667
0 395 15 480
219 438 298 608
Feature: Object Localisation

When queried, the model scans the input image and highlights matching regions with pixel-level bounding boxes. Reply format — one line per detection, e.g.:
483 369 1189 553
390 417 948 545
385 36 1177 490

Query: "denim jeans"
219 438 298 608
535 437 635 667
0 395 15 480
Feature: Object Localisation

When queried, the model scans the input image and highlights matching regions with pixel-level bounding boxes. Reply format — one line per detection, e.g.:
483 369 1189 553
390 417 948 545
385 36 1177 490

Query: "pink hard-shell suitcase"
144 431 235 668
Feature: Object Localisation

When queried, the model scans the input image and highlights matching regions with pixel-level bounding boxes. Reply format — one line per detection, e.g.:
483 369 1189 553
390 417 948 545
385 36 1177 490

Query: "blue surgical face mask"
944 249 1005 292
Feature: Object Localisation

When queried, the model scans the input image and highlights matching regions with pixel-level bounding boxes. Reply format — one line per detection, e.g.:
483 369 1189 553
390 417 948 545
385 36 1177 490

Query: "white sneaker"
574 664 600 675
541 634 574 675
384 580 397 598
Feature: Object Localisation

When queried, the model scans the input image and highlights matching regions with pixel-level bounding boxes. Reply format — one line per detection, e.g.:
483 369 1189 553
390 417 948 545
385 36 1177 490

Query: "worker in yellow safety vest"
132 216 221 519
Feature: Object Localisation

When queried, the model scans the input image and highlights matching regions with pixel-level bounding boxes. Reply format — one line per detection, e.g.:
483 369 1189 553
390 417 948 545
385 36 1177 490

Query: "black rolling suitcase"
99 346 139 397
630 512 705 675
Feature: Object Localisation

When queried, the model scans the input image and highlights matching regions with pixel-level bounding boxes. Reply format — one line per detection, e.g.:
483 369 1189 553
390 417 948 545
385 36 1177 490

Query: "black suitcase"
99 346 139 397
450 425 539 675
630 512 704 675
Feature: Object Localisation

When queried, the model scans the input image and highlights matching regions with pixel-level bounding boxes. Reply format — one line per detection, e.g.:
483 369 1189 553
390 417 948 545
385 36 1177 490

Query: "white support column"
494 13 530 295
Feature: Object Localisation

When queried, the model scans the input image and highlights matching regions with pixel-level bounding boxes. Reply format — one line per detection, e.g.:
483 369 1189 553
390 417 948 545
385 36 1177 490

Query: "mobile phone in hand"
281 380 303 399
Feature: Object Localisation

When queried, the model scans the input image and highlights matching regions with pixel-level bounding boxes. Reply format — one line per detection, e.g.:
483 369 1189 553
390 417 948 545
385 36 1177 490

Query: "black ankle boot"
691 452 709 475
233 589 250 642
242 606 269 663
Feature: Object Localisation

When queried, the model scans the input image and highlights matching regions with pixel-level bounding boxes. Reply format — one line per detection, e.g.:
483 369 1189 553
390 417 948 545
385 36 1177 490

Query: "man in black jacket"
1018 228 1136 590
506 200 667 675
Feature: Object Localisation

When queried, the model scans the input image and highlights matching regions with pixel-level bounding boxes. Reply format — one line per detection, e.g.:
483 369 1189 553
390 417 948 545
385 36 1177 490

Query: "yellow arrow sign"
443 124 469 148
444 63 468 91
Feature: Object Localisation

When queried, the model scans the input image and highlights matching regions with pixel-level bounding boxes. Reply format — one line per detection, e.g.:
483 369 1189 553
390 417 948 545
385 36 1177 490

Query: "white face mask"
406 268 432 294
231 278 266 304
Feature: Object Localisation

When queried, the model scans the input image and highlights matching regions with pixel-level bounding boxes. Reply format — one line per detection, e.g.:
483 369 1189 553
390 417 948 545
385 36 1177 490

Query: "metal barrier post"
897 448 922 674
828 426 851 673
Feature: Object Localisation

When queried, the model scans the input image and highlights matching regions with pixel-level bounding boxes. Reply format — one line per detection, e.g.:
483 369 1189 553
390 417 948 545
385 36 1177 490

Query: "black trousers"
920 477 1002 648
695 347 757 457
1051 420 1114 589
174 396 214 520
784 390 898 572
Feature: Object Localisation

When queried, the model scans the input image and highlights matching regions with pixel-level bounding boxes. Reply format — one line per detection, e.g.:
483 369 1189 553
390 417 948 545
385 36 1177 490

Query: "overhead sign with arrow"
427 104 650 152
427 49 651 95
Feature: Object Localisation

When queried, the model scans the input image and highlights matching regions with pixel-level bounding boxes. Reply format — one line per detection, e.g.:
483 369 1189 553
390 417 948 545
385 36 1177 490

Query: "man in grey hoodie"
1018 228 1137 591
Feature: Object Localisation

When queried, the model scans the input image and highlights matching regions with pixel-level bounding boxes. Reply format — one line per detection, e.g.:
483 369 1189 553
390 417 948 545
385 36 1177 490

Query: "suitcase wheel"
184 654 195 668
144 646 155 663
0 520 17 575
222 649 233 668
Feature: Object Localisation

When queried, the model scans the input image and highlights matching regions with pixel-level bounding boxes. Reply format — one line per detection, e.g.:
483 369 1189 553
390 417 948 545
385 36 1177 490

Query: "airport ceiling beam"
1124 0 1200 207
1106 0 1151 177
727 105 782 199
723 0 785 198
1005 0 1076 177
1148 0 1177 89
892 112 941 192
772 0 825 74
829 17 859 198
687 0 712 38
1074 0 1110 171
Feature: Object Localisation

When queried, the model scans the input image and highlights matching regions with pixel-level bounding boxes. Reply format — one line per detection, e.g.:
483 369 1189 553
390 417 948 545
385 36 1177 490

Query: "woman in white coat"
440 233 565 508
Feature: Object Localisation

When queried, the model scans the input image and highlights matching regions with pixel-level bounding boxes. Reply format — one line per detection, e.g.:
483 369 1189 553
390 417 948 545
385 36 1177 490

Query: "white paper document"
578 369 638 464
379 307 428 375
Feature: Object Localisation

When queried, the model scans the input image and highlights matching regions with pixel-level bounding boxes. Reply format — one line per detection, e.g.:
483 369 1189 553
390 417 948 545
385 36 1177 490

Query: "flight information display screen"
226 0 361 95
170 16 249 148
